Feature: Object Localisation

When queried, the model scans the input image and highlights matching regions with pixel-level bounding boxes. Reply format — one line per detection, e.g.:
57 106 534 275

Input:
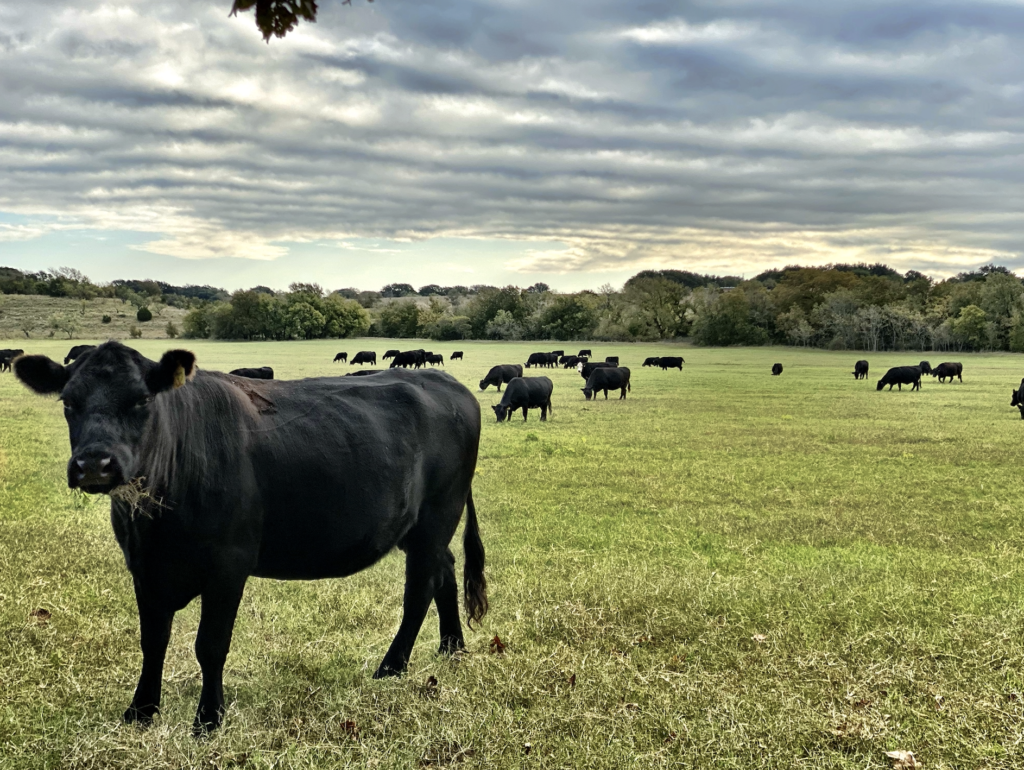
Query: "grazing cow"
390 350 427 369
582 367 631 400
578 356 589 364
13 342 486 733
605 356 619 365
524 352 555 369
333 352 348 363
451 352 464 361
229 367 274 380
426 354 445 367
382 350 401 360
479 364 524 392
1011 379 1024 419
345 370 382 377
351 351 377 366
561 356 581 369
491 377 554 422
578 349 592 358
0 348 25 372
771 363 784 376
578 361 614 380
853 360 869 380
658 356 684 371
919 361 932 375
549 350 564 357
642 357 660 367
876 365 922 391
933 362 963 383
65 345 96 366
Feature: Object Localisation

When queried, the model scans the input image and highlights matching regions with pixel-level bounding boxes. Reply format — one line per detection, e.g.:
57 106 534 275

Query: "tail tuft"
463 489 488 627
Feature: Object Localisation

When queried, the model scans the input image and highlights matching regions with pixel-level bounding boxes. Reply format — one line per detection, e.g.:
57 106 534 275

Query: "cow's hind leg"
375 542 443 678
435 547 465 655
193 577 248 734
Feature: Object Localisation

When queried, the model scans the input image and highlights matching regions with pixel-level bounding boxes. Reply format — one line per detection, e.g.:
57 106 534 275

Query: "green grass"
3 339 1024 768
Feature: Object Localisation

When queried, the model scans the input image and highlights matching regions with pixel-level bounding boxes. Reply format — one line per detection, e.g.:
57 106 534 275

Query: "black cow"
390 350 426 369
229 367 274 380
605 356 619 365
771 363 783 376
549 350 564 357
525 352 555 369
658 356 684 371
561 356 581 369
426 354 445 367
351 351 377 366
578 349 592 358
919 361 932 375
0 348 25 372
578 361 614 380
642 357 660 367
933 362 963 383
451 352 464 361
333 352 348 363
1011 379 1024 419
876 365 922 391
382 350 401 360
853 360 869 380
491 377 554 422
479 364 524 392
582 367 631 400
13 342 486 733
65 344 96 365
345 370 382 377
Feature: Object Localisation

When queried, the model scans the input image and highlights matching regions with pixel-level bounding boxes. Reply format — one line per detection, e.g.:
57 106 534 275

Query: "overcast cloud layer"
2 0 1024 285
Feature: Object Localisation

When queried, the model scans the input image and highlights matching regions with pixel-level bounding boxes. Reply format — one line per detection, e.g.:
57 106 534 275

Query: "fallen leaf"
663 731 677 744
632 633 654 647
489 635 506 655
568 673 576 688
340 719 359 739
885 749 923 768
933 694 944 710
30 608 51 625
751 634 767 644
423 675 439 697
622 702 640 712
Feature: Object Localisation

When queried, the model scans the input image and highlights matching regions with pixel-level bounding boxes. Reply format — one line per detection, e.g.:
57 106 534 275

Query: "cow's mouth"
78 480 121 495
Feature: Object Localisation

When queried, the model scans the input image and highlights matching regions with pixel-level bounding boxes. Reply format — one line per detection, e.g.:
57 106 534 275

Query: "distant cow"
549 350 564 357
877 365 922 391
578 361 614 380
479 364 524 392
642 357 660 367
525 352 555 369
0 348 25 372
605 356 619 365
853 360 869 380
919 361 932 375
64 344 96 365
491 377 554 422
451 351 464 361
658 356 684 371
1011 379 1024 419
771 363 783 376
229 367 274 380
333 352 348 363
582 367 631 400
561 356 581 369
933 362 963 383
390 350 426 369
426 354 445 367
351 351 377 366
382 350 400 360
578 349 592 358
344 369 383 377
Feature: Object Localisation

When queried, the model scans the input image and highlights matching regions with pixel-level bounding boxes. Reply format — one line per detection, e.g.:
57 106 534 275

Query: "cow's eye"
134 396 152 409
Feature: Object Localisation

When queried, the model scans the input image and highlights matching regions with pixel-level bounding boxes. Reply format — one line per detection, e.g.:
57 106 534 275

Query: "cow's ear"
14 355 69 395
146 349 197 393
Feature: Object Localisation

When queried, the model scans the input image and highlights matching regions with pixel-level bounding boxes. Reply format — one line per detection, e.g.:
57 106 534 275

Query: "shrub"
128 325 142 339
137 307 153 322
166 321 179 339
101 315 112 324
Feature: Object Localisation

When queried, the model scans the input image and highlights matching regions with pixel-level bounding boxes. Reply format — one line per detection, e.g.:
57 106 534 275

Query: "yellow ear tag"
172 365 187 389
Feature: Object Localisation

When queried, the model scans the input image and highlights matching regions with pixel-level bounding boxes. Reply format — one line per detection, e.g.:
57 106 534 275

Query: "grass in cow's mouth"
3 338 1024 768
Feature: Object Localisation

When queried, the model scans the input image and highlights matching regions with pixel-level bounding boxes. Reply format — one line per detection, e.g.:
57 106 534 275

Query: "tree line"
4 263 1024 350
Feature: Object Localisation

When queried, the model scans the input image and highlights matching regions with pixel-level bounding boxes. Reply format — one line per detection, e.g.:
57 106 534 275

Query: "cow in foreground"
771 363 783 376
853 360 869 380
345 369 382 377
658 356 684 371
13 342 487 733
229 367 274 380
479 364 523 392
933 362 963 383
65 345 96 365
491 377 553 422
350 351 377 366
333 352 348 363
877 365 922 391
582 366 631 400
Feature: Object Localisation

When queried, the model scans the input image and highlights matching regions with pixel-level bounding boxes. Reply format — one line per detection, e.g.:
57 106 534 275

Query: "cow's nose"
68 453 122 491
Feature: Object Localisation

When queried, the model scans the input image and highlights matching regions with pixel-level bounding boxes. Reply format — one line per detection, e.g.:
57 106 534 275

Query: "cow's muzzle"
68 451 125 494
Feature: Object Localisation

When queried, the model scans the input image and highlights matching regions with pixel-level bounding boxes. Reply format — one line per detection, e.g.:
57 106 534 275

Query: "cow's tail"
463 488 488 628
627 379 632 392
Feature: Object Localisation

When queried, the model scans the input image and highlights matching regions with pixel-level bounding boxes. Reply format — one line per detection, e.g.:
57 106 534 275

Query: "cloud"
0 0 1022 278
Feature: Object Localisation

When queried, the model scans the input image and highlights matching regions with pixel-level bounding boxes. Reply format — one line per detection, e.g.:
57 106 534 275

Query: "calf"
853 360 869 380
658 356 684 371
351 351 377 366
491 376 553 422
933 362 962 383
771 363 783 376
333 352 348 363
451 351 464 361
876 365 922 391
229 367 274 380
426 354 445 367
12 342 486 733
642 357 660 367
479 364 524 392
582 367 631 400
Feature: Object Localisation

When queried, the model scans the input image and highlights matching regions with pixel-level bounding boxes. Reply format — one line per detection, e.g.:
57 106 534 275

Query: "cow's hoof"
372 664 403 679
192 710 223 737
438 637 465 656
123 704 158 725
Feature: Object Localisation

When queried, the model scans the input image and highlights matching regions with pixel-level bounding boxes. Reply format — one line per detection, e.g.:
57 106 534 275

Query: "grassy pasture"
2 339 1024 768
0 295 189 341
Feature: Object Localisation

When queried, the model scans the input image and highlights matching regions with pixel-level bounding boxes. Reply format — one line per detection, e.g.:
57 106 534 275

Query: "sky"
1 0 1023 293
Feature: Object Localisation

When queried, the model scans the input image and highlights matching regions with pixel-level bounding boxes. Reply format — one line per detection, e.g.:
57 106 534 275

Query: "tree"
526 282 551 294
485 309 525 340
952 304 988 350
321 295 370 337
286 301 326 340
48 313 79 340
183 306 215 339
690 290 767 346
463 286 530 338
378 300 421 338
537 294 597 340
381 283 416 298
166 321 180 339
137 307 153 322
230 0 341 42
622 277 687 338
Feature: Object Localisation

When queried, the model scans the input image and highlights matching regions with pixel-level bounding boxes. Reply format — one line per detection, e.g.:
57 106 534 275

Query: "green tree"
183 305 214 339
537 294 597 340
165 321 179 339
621 277 687 338
321 295 370 338
378 300 421 338
952 304 988 350
286 301 326 340
464 286 530 338
137 307 153 322
691 290 767 346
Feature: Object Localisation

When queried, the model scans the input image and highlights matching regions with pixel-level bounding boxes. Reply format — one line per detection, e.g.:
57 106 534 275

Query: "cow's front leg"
193 577 247 734
124 581 175 725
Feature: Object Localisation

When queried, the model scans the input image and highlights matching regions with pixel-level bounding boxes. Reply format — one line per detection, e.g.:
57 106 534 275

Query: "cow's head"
875 379 885 391
1013 389 1021 407
14 341 196 494
491 404 511 422
581 387 594 400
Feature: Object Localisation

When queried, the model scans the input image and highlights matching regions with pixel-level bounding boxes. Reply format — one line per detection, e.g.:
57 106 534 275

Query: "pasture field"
3 339 1024 769
0 295 189 341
